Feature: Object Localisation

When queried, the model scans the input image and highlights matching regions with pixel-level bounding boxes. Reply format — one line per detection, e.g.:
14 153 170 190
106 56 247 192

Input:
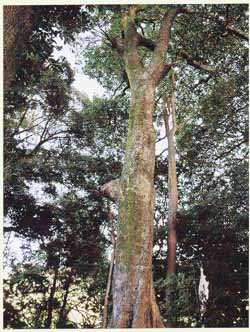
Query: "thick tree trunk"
3 6 34 94
109 6 180 328
163 73 178 327
111 79 163 328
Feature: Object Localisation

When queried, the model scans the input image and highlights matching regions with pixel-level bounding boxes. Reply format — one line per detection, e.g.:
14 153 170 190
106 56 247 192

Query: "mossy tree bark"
109 6 180 328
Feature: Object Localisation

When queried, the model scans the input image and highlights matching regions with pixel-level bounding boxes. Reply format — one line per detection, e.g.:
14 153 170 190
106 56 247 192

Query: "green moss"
118 187 135 267
116 84 154 270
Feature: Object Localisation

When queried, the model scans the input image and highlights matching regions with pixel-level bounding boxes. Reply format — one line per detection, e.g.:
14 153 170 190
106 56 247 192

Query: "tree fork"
108 6 182 327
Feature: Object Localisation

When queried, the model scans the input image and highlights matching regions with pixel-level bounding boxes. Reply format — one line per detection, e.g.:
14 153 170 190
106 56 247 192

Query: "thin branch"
180 50 216 73
215 138 247 160
4 226 18 232
226 25 249 41
157 147 168 158
27 130 69 156
14 109 29 133
40 117 52 142
156 134 167 143
111 80 128 98
182 8 249 41
13 116 45 136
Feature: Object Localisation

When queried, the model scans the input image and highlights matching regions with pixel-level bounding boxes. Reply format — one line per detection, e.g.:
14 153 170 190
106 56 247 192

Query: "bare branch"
156 134 167 143
157 147 168 158
13 116 45 136
27 130 69 156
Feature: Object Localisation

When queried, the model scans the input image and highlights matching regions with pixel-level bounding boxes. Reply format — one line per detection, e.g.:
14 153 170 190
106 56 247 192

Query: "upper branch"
110 36 124 55
150 8 180 84
122 6 144 83
183 8 249 41
226 25 249 42
180 50 216 73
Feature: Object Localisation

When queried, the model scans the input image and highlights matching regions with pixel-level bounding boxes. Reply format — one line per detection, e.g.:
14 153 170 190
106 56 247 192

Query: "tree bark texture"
163 72 178 328
111 79 161 328
110 7 180 328
3 6 34 94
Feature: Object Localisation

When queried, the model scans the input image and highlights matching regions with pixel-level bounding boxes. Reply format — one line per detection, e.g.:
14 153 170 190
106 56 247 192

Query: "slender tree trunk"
46 264 59 328
163 72 178 327
103 216 116 328
56 273 72 328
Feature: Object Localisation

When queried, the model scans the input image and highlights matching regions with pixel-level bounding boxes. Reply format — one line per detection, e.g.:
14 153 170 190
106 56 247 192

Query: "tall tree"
83 4 248 327
4 4 248 329
102 6 184 327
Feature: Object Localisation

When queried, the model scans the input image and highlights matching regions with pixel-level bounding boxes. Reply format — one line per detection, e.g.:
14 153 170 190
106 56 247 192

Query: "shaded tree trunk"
163 72 178 327
45 264 59 328
3 6 34 94
56 273 72 328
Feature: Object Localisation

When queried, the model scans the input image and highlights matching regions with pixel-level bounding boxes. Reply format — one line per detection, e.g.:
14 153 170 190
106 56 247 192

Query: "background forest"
3 4 249 328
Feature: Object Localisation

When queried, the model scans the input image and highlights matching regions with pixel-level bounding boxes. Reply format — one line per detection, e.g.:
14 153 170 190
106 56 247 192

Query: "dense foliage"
4 4 248 328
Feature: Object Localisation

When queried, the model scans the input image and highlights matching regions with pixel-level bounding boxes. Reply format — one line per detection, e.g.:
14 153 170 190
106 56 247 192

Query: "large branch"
180 50 216 73
122 6 144 83
138 34 155 51
150 8 180 84
110 36 124 55
101 179 121 203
